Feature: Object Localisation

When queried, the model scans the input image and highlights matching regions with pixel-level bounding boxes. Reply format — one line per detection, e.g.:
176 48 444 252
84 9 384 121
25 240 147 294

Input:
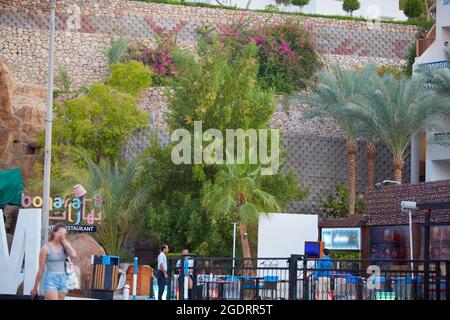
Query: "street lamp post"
401 201 417 276
42 0 56 244
232 222 237 277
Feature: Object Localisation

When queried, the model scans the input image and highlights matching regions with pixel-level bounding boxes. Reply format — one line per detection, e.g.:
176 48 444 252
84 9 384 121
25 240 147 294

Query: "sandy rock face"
0 60 16 117
0 60 45 180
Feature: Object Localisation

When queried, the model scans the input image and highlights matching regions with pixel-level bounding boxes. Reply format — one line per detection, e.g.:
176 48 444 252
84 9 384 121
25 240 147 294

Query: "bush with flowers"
222 20 323 94
125 27 178 86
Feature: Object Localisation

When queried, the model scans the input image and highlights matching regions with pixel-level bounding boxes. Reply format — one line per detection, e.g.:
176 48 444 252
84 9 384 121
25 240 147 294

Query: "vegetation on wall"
218 20 322 94
321 186 366 218
134 36 309 256
108 61 153 95
32 61 150 197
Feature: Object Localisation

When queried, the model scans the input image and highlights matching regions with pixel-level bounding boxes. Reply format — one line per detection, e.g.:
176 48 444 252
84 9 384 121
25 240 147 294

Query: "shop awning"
0 168 24 207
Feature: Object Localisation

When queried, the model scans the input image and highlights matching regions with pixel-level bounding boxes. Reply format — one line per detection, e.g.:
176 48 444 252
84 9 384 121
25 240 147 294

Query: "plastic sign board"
321 228 361 250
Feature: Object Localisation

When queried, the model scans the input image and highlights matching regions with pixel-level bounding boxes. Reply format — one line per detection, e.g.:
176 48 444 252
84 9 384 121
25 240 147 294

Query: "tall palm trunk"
367 142 376 190
237 193 253 276
239 222 252 259
347 139 357 215
393 156 404 184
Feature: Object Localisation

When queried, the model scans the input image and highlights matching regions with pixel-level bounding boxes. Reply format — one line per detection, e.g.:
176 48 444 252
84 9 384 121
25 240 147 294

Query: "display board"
258 213 318 275
321 228 361 250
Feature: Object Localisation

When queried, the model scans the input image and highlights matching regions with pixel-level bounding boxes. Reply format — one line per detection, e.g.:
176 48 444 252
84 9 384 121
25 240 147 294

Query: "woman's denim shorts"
43 272 68 293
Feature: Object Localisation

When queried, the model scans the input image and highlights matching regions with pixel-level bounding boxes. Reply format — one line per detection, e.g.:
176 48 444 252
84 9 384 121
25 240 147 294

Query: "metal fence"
165 256 450 301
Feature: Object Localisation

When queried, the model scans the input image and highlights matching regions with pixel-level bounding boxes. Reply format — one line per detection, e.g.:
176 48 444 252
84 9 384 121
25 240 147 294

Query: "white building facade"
412 0 450 183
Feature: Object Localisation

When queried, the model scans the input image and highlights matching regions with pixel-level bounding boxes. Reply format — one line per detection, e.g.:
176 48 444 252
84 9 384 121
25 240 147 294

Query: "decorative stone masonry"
0 0 416 87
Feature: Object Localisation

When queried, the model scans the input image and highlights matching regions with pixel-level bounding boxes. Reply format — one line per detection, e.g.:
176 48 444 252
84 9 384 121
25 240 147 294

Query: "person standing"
176 249 194 300
157 244 169 300
313 248 334 300
30 224 77 300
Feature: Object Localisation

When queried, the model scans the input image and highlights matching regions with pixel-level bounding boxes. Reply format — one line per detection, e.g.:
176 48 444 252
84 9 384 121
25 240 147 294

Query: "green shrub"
329 251 360 260
321 186 366 218
108 61 153 95
403 43 417 77
377 65 405 78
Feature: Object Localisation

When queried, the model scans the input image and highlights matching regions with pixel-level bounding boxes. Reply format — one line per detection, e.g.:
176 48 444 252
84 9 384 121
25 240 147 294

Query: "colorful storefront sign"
21 193 103 231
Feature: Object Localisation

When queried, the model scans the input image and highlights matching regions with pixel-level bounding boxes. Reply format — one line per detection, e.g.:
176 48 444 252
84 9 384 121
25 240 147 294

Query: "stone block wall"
0 0 416 214
0 0 416 88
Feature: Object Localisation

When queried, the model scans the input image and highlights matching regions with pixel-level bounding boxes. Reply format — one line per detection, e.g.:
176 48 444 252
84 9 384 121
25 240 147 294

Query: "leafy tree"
52 83 148 163
167 36 275 131
404 0 424 19
292 0 310 12
136 135 235 256
135 37 309 257
343 0 361 16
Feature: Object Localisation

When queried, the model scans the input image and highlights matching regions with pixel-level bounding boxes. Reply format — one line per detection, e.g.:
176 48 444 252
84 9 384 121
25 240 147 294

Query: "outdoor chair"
240 277 259 300
260 276 279 300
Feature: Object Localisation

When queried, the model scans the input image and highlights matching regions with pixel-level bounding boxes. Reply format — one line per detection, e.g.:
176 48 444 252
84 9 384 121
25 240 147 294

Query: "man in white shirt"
157 244 169 300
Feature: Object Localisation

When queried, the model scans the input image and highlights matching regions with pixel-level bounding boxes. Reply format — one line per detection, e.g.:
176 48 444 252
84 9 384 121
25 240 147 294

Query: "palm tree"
202 163 281 261
418 50 450 96
417 50 450 149
347 73 450 183
359 127 379 190
61 155 148 256
299 65 375 215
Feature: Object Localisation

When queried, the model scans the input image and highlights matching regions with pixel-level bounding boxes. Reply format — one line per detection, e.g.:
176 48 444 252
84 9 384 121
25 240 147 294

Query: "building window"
421 225 450 261
370 226 410 262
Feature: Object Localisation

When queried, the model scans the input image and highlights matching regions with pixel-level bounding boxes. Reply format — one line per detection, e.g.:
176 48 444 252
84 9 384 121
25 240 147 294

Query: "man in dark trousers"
157 244 169 300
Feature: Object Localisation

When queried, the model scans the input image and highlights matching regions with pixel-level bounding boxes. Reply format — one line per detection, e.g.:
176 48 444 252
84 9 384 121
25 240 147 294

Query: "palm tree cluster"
299 56 450 216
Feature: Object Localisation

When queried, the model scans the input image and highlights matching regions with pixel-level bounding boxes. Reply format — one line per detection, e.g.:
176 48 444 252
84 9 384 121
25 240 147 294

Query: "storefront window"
421 225 450 261
370 226 410 262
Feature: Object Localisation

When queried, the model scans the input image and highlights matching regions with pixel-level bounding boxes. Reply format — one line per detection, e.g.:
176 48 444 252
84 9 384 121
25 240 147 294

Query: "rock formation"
0 60 45 181
66 233 106 295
